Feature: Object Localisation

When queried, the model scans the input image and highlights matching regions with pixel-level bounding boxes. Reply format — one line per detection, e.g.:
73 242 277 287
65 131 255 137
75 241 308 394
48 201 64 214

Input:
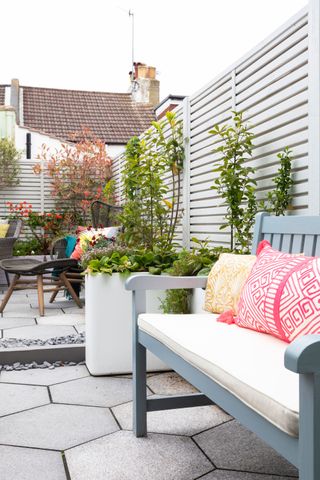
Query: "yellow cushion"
204 253 256 314
0 224 9 238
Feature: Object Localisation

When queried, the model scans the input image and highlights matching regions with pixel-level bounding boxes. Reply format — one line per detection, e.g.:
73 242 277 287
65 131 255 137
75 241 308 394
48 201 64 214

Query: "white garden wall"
113 5 311 249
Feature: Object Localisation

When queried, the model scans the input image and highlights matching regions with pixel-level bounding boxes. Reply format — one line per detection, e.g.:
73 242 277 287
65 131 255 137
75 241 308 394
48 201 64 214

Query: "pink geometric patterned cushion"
236 240 320 343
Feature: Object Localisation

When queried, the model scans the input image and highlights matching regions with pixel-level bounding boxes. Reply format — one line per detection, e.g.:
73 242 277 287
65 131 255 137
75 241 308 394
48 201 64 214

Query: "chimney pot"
131 63 159 106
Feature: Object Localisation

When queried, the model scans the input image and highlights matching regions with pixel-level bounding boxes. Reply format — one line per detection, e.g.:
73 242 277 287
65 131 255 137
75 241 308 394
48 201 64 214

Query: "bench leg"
132 289 147 437
133 341 147 437
299 373 320 480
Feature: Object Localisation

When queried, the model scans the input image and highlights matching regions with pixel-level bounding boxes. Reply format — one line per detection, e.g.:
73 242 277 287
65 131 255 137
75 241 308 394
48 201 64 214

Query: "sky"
1 0 307 101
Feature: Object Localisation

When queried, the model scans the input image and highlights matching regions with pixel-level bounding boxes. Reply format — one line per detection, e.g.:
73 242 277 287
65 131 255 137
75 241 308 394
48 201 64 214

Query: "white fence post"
308 0 320 214
182 96 191 249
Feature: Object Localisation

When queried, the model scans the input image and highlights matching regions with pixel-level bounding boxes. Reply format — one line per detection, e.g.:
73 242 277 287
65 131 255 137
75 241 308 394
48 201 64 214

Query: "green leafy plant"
83 242 177 276
264 147 293 216
160 239 229 314
0 138 21 188
13 238 43 256
103 179 117 205
209 111 256 252
119 111 184 252
209 112 294 252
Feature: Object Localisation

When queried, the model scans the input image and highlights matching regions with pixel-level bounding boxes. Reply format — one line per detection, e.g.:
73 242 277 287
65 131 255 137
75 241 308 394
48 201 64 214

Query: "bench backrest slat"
251 213 320 256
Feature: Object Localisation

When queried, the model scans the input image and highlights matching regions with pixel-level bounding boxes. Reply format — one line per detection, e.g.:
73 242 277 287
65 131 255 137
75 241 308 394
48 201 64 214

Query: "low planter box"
85 272 168 375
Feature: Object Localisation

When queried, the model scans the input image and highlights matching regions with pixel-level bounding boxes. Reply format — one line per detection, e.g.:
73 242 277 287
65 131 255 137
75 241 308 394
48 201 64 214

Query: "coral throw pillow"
204 253 256 314
0 224 9 238
236 240 320 343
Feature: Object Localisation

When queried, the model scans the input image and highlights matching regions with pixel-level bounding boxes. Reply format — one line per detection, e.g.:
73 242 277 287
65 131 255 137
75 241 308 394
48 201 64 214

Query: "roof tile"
21 86 155 144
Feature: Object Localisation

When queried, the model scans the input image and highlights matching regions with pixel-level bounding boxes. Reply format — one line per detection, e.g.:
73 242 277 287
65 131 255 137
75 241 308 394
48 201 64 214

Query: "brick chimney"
10 79 20 125
130 63 159 106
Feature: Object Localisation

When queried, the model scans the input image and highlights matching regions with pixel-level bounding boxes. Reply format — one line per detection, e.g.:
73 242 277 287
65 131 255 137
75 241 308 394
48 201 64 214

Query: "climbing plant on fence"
209 111 293 252
119 111 184 252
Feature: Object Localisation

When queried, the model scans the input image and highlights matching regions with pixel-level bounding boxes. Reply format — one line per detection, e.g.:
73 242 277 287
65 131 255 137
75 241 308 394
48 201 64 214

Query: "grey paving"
113 398 231 436
1 365 90 386
37 313 85 326
30 299 77 309
2 324 77 340
75 324 85 334
193 420 298 477
65 306 86 314
66 430 213 480
0 383 49 416
0 317 37 330
200 471 298 480
147 371 198 395
50 376 147 407
0 403 119 449
2 307 61 318
0 445 66 480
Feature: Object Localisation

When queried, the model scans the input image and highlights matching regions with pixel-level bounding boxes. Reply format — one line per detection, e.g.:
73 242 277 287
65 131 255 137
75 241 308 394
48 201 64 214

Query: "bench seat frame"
125 213 320 479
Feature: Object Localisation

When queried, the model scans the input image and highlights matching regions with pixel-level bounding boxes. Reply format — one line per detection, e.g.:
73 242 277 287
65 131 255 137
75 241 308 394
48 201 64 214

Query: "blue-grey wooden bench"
125 212 320 480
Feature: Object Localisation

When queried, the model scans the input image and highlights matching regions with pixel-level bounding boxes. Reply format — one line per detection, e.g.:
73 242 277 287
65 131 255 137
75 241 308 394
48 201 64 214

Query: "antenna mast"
129 10 134 82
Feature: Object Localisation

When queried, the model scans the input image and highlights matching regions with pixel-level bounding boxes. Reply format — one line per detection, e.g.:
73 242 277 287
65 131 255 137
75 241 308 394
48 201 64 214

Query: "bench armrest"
125 274 207 291
285 334 320 373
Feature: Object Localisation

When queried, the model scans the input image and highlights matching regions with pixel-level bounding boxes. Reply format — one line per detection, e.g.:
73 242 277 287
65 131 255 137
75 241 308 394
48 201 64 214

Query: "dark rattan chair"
90 200 122 228
0 220 22 285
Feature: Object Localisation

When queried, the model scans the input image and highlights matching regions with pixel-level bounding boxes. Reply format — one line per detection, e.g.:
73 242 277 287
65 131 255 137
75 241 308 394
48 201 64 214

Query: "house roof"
0 85 155 144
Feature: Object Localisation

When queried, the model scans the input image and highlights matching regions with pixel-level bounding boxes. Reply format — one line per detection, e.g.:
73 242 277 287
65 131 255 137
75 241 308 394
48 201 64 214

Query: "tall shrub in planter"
83 113 184 375
120 111 184 251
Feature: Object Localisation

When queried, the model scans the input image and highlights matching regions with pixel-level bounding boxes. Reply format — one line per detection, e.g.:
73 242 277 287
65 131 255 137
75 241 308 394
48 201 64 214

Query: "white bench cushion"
138 313 299 437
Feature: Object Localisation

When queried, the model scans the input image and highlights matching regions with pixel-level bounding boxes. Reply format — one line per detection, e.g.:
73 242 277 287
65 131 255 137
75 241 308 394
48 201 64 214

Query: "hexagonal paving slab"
0 383 49 416
2 324 76 340
66 430 213 480
200 470 298 479
112 398 231 435
0 445 66 480
50 376 149 407
1 365 90 386
147 372 198 395
0 403 119 450
193 420 298 476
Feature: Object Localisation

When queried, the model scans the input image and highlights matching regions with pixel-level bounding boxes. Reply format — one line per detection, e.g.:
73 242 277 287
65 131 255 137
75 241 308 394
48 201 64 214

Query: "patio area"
0 289 298 480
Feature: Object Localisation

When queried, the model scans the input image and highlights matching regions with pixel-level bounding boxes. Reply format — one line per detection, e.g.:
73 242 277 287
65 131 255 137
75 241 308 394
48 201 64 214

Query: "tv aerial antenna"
129 9 139 92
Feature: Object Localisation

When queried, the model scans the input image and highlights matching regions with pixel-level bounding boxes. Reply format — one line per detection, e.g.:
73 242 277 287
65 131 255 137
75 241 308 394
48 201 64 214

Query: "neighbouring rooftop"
0 84 155 144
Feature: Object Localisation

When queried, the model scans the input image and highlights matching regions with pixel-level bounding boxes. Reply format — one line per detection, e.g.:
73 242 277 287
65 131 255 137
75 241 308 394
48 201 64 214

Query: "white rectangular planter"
85 272 168 375
191 287 206 314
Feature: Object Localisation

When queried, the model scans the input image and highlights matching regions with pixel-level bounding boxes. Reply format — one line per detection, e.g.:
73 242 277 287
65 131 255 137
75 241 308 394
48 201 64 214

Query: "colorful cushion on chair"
70 226 119 260
236 240 320 343
204 253 256 314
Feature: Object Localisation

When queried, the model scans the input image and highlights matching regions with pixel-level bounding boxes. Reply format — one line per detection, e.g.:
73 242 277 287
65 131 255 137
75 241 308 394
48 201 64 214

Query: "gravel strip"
0 360 86 371
0 333 85 349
